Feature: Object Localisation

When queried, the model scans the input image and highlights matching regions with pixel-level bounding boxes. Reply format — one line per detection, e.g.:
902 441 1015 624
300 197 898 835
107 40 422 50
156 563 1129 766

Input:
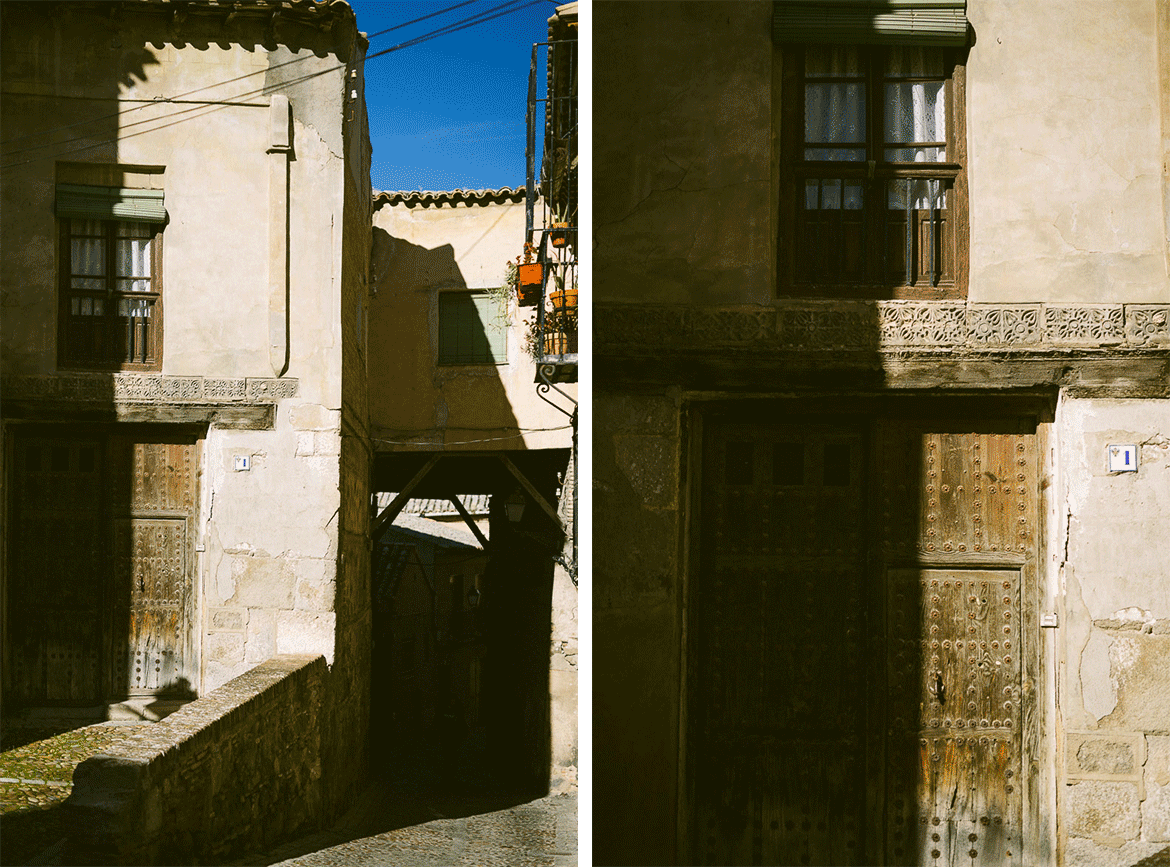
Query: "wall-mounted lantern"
505 489 527 523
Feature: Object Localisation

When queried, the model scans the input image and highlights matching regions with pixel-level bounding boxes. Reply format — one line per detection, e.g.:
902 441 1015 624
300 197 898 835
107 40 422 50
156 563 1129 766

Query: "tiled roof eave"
373 186 532 210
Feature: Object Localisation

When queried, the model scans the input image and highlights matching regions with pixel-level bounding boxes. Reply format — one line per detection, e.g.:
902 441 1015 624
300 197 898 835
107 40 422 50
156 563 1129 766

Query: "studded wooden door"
108 436 199 697
692 422 869 866
8 434 106 704
691 415 1037 867
878 423 1035 867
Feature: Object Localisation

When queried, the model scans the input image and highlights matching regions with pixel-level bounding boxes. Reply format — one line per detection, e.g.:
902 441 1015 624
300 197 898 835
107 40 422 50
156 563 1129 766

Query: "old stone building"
595 2 1170 866
1 0 372 842
368 182 578 795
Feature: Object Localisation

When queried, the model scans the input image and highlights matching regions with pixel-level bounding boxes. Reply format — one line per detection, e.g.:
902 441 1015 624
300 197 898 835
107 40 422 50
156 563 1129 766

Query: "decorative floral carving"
204 378 248 400
1044 306 1125 345
692 308 776 344
1125 306 1170 346
596 302 1169 354
968 306 1041 345
778 304 877 349
596 305 689 349
247 378 299 400
877 302 967 346
2 375 297 404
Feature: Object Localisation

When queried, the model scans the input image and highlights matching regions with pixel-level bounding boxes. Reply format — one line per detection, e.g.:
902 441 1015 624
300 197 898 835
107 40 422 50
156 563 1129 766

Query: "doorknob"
138 577 145 593
929 671 945 704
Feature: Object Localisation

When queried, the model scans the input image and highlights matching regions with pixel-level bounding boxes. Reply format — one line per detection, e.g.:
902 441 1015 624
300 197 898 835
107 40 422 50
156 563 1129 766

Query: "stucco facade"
594 2 1170 865
369 189 577 793
1 0 371 816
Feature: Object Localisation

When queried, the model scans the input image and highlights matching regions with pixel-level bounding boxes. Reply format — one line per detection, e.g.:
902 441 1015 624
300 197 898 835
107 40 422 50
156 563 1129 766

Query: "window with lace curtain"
778 44 968 298
57 184 165 369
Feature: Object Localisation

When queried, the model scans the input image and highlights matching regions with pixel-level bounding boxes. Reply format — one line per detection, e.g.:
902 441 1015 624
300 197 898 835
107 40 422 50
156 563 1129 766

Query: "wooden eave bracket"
447 493 491 551
497 454 565 536
370 454 439 541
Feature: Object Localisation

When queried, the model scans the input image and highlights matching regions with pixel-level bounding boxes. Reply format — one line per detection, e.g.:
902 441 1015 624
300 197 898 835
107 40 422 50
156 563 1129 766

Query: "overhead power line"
0 0 550 170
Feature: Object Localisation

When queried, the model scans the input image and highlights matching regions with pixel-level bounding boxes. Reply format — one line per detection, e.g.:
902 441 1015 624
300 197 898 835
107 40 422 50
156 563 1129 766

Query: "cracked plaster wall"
0 5 364 704
1058 398 1170 864
966 1 1170 303
594 388 683 865
594 0 773 306
593 0 1170 310
369 199 576 451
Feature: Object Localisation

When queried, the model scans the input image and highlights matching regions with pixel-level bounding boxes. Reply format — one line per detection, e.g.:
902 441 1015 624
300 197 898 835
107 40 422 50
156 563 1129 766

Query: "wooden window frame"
58 218 163 371
437 289 508 366
778 44 969 299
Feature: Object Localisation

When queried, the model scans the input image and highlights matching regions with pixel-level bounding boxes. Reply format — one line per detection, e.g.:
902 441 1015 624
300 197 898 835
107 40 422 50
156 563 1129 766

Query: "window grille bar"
928 180 937 286
904 185 913 284
817 179 825 281
836 181 845 281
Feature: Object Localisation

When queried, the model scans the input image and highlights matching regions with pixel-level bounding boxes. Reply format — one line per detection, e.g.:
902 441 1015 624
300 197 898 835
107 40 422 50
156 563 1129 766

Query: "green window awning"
774 0 969 46
55 184 167 223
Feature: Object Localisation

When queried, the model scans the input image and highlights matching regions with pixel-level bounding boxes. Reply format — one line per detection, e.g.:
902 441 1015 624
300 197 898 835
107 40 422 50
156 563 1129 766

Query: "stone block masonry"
65 655 328 866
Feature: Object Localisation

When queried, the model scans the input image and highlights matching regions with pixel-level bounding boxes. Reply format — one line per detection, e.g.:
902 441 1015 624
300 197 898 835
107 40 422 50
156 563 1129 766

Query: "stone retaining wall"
65 654 328 865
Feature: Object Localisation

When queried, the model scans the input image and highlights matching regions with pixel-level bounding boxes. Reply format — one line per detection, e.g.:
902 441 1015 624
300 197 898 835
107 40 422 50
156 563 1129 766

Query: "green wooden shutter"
55 184 167 223
438 291 506 365
774 0 969 46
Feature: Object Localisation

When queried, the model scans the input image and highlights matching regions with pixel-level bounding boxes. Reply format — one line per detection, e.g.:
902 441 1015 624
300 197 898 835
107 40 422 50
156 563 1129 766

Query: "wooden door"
878 424 1035 867
690 414 1037 866
8 434 106 704
6 429 198 705
108 436 199 697
691 422 869 866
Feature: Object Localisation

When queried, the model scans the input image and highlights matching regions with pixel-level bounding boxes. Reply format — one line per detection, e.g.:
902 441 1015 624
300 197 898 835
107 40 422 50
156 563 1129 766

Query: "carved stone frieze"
1 374 299 405
877 301 967 346
967 305 1042 346
597 301 1170 355
1125 306 1170 347
1044 305 1125 346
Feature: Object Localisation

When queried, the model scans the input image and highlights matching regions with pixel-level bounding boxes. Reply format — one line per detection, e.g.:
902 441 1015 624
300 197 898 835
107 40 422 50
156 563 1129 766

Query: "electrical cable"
0 0 498 150
1 0 551 169
370 426 570 447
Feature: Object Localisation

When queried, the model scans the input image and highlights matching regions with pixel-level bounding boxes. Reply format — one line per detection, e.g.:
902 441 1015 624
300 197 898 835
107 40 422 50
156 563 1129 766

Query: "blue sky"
348 1 562 193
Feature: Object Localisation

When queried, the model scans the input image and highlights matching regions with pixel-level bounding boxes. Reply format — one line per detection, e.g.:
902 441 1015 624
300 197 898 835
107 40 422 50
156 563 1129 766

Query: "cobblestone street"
1 721 576 867
234 786 577 867
0 718 140 866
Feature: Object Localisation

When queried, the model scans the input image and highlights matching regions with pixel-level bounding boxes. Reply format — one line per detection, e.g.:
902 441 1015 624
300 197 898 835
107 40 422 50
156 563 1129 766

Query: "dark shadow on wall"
368 227 524 450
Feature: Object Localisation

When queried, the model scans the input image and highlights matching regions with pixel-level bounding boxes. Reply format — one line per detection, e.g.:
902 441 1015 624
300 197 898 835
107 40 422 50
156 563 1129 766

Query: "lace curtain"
803 46 947 211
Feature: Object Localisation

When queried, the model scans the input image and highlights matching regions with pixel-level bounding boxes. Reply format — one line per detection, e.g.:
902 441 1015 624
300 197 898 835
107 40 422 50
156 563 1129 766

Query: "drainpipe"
268 94 292 377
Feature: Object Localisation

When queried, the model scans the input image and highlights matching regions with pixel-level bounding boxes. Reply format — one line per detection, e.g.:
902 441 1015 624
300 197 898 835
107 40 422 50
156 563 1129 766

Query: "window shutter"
438 291 506 364
774 0 969 46
55 184 167 223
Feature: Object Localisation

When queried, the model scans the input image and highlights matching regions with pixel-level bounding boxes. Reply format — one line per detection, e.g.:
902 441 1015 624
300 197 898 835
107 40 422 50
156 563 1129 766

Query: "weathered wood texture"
9 434 106 703
6 430 199 705
109 437 198 697
690 416 1037 865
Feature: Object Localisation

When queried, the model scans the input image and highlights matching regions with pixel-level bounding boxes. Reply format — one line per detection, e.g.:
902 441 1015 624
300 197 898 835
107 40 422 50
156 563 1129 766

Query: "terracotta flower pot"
550 222 570 248
517 262 543 307
543 328 577 356
548 288 577 311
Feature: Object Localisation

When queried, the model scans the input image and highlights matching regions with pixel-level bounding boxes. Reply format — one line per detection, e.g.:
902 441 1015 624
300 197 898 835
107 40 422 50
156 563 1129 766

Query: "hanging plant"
517 242 542 307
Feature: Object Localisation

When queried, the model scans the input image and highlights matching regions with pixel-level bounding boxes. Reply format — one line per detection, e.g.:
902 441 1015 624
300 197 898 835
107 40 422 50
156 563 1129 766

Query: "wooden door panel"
888 568 1022 866
693 424 868 865
9 435 105 704
880 422 1035 867
113 518 190 694
108 437 198 698
692 413 1038 866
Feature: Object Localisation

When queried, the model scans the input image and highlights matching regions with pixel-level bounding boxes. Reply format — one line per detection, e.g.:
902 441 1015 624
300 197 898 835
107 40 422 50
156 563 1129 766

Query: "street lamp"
504 489 527 523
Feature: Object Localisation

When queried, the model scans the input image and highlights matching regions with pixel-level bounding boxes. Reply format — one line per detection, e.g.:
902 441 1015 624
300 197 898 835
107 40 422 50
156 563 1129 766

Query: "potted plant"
549 206 571 248
548 271 577 313
543 303 578 355
516 242 542 307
